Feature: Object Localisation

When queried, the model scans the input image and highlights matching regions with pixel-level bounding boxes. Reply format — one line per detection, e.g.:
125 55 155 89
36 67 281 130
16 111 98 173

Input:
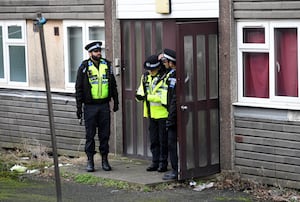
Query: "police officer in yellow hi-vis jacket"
75 41 119 172
136 55 169 172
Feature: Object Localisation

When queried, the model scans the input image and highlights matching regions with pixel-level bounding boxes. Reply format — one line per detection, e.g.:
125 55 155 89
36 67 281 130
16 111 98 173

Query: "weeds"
73 173 101 184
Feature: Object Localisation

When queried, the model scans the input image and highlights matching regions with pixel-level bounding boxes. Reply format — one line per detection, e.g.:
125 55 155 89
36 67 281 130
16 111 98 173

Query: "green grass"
72 173 133 189
215 196 252 202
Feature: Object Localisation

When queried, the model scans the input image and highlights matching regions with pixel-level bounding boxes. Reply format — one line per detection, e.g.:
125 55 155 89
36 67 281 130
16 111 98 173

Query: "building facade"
231 0 300 189
1 0 299 188
0 0 123 156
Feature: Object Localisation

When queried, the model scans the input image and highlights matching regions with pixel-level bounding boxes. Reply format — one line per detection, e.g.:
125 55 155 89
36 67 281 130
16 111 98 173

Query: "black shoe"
86 159 94 172
157 166 168 172
102 154 112 171
146 164 158 171
102 160 112 171
163 171 178 180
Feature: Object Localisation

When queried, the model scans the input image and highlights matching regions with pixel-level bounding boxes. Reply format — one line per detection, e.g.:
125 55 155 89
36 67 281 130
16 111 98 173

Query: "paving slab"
61 155 172 186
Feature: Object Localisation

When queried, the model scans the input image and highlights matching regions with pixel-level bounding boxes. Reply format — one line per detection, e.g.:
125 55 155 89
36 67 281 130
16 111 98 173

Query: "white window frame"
0 20 28 87
63 20 105 90
237 20 300 109
269 21 300 104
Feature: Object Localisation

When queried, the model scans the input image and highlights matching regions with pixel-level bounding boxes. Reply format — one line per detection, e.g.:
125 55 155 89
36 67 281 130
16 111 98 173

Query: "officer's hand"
166 120 174 128
76 107 82 119
113 104 119 112
135 94 145 101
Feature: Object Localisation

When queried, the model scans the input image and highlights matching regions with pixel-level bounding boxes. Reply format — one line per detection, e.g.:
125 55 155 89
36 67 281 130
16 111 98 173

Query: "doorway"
120 20 220 179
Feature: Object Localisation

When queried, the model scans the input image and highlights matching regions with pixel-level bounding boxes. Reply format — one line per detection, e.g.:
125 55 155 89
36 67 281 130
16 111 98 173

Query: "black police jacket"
166 70 177 127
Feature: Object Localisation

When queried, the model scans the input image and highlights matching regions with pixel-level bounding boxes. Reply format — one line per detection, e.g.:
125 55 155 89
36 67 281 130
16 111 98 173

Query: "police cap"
163 48 176 62
85 41 102 52
144 55 160 70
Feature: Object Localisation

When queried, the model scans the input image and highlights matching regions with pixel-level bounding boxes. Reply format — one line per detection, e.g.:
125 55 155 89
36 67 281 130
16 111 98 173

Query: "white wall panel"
116 0 219 19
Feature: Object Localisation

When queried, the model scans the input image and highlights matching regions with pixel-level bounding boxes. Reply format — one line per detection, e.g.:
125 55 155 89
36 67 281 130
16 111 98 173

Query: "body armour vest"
87 60 109 99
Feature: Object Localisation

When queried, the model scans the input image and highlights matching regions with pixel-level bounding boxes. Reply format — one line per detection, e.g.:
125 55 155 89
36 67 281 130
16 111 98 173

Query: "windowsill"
0 85 75 94
233 101 300 111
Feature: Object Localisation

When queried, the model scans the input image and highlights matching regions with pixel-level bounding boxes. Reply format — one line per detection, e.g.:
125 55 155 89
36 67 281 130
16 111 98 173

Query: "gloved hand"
113 103 119 112
76 107 82 119
135 94 145 101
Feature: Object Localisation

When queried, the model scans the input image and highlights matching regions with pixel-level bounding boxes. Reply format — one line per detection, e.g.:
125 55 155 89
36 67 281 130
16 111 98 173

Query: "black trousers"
84 103 110 158
149 118 168 167
168 126 178 172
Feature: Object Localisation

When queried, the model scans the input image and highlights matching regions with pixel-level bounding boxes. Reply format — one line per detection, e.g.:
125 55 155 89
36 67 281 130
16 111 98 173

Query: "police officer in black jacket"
75 41 119 172
160 49 178 180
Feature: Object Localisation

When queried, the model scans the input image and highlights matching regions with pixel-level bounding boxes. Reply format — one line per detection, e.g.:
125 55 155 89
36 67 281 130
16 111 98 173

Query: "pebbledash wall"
232 0 300 189
0 0 113 157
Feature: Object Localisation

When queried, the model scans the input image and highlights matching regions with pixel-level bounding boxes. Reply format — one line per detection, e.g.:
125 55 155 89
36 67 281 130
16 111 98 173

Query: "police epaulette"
100 59 107 65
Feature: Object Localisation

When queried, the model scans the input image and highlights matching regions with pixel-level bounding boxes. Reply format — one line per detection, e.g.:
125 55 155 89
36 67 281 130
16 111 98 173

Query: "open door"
176 21 220 180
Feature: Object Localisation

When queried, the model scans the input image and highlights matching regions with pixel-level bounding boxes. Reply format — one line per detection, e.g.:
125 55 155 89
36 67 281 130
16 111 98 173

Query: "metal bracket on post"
34 13 62 202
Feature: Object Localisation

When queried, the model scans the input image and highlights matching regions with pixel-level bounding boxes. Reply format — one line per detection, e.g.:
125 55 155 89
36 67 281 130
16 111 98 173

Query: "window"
63 21 105 88
237 21 300 107
0 21 27 85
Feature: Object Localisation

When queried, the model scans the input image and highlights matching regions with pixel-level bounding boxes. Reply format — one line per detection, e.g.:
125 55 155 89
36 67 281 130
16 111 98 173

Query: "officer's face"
90 49 101 61
169 61 176 69
162 58 170 69
148 68 159 76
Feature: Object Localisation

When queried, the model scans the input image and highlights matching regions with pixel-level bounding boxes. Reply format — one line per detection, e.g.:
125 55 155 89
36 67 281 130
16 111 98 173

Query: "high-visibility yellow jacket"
136 71 168 119
87 60 109 99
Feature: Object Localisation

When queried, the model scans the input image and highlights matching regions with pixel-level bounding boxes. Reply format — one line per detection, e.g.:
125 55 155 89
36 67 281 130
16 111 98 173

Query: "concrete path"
62 156 170 186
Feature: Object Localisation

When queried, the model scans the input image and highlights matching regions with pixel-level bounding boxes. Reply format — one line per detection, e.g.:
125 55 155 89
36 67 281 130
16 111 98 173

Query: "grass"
214 196 252 202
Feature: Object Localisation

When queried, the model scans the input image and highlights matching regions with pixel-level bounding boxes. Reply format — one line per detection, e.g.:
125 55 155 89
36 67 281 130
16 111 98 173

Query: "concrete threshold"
61 155 173 186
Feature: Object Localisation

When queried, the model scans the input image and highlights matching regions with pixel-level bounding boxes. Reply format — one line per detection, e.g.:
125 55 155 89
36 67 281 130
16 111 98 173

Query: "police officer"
75 41 119 172
136 55 169 172
161 49 178 180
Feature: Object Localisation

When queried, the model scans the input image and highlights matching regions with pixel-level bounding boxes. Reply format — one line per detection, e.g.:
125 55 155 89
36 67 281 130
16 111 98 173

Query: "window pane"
9 46 26 82
0 26 4 78
184 35 194 102
89 26 104 41
196 35 206 100
243 52 269 98
8 25 22 39
125 99 133 154
186 110 194 169
123 21 132 90
135 22 142 86
155 22 162 53
243 28 265 43
209 34 218 99
210 109 219 165
275 28 298 97
198 110 207 167
68 27 82 83
145 22 152 57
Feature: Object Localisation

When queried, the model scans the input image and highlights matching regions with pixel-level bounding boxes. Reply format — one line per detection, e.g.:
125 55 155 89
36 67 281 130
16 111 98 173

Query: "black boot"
157 162 168 172
101 154 111 171
86 156 94 172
